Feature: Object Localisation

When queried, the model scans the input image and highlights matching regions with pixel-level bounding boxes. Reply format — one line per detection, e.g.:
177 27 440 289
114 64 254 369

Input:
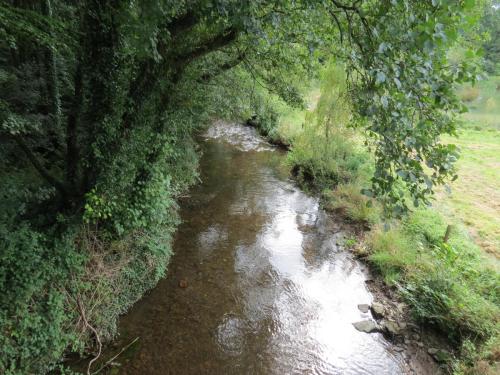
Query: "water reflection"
113 121 411 374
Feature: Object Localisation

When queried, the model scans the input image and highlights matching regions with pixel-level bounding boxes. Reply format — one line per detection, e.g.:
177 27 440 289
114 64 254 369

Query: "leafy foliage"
480 2 500 74
337 0 482 215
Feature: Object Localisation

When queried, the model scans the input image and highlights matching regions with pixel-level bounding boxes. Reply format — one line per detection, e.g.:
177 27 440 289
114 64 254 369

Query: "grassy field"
438 76 500 258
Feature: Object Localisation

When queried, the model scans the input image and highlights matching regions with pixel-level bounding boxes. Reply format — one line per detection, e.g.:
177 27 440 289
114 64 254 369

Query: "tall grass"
367 209 499 373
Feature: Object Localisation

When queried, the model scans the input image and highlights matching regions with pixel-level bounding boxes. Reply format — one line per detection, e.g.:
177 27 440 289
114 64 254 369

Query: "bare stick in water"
91 337 140 375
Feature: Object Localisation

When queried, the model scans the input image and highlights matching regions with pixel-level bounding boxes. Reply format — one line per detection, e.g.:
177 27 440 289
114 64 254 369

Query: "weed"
459 86 480 102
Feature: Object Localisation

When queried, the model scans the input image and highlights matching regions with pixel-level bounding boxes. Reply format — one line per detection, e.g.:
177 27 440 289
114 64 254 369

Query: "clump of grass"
322 182 381 225
460 86 480 102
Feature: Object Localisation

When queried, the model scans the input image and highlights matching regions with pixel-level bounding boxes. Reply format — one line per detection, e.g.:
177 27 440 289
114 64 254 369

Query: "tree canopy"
0 0 483 218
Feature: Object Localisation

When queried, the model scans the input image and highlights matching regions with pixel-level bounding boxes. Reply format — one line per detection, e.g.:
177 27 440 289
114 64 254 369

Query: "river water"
111 121 418 374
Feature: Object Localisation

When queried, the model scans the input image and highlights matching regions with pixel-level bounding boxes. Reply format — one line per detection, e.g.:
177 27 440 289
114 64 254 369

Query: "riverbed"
107 121 431 374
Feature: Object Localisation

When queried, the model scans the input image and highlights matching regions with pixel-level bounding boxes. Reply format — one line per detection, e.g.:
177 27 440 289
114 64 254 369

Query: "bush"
0 131 199 374
0 223 84 374
286 64 371 190
460 86 480 102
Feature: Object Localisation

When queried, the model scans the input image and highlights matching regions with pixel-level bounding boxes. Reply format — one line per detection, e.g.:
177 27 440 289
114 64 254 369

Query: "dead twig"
91 337 140 375
76 297 102 375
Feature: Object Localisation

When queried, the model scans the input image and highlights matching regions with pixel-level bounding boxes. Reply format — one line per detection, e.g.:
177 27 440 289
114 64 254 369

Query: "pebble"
383 320 401 336
428 348 438 355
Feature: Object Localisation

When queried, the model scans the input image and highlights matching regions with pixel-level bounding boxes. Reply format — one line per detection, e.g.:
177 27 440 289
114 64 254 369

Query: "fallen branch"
91 337 140 375
76 297 102 375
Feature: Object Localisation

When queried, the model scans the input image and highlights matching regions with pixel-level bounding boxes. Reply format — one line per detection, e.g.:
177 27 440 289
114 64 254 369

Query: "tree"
480 1 500 74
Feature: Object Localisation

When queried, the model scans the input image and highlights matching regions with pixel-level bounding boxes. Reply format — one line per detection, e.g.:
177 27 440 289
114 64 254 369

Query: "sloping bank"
0 136 200 375
248 66 499 375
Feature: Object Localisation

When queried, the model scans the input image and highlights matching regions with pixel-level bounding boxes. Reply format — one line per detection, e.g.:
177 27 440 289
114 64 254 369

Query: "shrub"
0 223 84 374
460 86 480 102
287 64 371 192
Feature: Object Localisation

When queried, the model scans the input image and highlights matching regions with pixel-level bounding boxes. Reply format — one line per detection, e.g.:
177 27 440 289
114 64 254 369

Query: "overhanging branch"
176 28 238 65
198 51 246 82
13 135 68 197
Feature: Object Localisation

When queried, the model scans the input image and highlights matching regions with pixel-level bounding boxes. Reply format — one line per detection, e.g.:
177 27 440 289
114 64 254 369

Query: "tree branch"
66 59 83 192
13 135 68 197
175 28 238 66
197 51 246 82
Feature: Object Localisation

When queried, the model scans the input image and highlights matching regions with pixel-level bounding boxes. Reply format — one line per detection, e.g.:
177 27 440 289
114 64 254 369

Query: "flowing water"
110 121 424 375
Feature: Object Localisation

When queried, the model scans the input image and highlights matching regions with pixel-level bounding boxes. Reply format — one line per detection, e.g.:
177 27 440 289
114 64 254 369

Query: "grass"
437 76 500 257
367 210 500 374
368 77 500 373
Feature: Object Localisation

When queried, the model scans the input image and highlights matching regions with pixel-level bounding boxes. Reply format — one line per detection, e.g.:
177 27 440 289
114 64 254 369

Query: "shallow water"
111 121 415 374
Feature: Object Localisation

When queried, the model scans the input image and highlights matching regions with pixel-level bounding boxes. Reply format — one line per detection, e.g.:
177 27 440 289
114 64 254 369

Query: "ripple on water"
204 120 275 152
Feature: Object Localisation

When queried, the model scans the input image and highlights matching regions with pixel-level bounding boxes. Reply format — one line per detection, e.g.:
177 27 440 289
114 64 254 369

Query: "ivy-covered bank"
0 1 487 373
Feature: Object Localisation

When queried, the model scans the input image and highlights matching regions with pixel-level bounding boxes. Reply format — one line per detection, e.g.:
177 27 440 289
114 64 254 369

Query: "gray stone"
357 304 370 313
428 348 439 355
353 320 380 333
371 302 385 319
393 346 405 352
383 320 401 336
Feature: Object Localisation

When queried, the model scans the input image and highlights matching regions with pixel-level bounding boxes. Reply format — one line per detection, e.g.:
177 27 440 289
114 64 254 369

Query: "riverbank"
248 67 500 374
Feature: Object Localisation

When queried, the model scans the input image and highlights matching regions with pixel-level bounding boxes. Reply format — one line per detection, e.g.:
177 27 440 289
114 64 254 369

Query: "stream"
109 121 428 374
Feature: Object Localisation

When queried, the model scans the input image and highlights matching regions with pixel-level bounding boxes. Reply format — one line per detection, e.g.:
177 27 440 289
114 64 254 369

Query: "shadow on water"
95 121 418 374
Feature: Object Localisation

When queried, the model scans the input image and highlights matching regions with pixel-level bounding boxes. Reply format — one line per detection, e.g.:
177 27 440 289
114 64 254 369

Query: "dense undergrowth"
266 63 500 374
0 134 199 374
